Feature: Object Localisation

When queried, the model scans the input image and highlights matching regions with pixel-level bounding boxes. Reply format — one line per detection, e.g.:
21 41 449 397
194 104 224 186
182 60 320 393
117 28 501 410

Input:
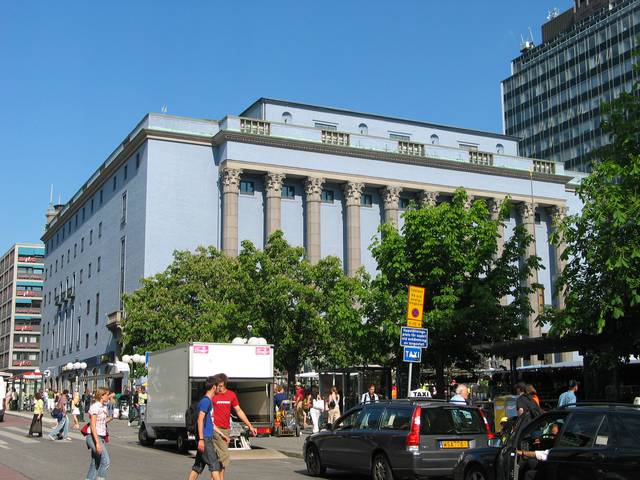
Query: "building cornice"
214 131 573 185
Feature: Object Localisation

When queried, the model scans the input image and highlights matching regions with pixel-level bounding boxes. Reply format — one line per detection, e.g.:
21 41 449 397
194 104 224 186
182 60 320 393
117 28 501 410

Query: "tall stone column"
380 186 401 226
220 168 242 257
551 205 572 362
264 172 285 238
419 190 439 207
304 177 325 264
343 182 364 276
489 198 508 306
519 202 542 342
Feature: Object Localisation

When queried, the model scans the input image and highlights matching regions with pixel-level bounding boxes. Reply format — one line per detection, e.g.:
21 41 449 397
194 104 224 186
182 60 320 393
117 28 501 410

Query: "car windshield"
421 407 484 435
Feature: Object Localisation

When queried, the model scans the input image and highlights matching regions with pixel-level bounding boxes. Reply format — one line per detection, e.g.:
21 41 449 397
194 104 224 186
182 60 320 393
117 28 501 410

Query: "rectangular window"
112 176 117 191
124 164 128 180
90 198 94 213
88 262 92 278
399 198 411 209
389 132 411 141
136 152 140 169
281 185 295 199
95 293 100 325
99 189 103 205
74 243 77 258
421 407 484 435
61 254 64 269
97 256 101 272
321 189 334 203
240 180 254 195
98 222 102 238
67 248 70 263
119 236 126 310
75 214 78 228
82 207 85 222
459 142 479 151
85 333 89 349
81 237 84 252
314 121 338 131
86 299 90 315
121 191 127 225
361 194 373 206
79 269 83 284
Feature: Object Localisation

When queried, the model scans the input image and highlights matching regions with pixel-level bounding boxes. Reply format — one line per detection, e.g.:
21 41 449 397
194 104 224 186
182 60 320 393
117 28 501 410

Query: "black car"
304 399 494 479
453 403 640 480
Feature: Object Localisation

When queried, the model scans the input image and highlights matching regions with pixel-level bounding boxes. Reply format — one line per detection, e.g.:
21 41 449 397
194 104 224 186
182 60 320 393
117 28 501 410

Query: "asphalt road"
0 413 367 480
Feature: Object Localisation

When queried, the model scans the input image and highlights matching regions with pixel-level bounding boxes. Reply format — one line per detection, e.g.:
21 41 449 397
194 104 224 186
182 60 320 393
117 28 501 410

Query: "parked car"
304 399 494 479
453 403 640 480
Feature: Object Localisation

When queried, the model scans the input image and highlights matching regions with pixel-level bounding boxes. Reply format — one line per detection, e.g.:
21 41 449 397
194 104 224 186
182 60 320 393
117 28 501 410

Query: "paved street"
0 413 366 480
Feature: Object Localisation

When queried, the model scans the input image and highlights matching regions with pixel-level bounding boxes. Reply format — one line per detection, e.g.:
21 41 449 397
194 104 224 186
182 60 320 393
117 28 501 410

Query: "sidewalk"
0 463 30 480
6 410 56 426
251 432 308 459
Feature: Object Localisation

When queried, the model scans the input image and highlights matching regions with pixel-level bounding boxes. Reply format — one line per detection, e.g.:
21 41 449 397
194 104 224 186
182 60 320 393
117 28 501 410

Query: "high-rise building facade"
0 243 45 373
40 98 582 390
502 0 640 172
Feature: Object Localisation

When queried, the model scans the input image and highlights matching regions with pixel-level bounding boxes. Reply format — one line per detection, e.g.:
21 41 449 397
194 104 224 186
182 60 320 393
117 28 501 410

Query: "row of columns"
220 168 568 336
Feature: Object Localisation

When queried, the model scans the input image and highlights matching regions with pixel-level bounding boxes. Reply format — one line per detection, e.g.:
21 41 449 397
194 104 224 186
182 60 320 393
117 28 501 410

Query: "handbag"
80 423 90 436
329 400 336 409
51 408 63 420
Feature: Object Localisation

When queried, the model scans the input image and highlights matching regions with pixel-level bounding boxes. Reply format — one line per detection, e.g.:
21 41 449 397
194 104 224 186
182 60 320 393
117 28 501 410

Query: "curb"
278 450 303 459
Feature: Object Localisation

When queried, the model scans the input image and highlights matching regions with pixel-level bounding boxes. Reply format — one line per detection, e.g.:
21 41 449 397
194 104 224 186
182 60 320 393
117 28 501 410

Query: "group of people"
290 384 342 433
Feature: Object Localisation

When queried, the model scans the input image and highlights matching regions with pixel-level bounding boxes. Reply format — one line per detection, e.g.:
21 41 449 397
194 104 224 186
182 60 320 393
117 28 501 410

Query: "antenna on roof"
49 184 54 205
58 193 62 205
520 27 536 53
161 105 168 114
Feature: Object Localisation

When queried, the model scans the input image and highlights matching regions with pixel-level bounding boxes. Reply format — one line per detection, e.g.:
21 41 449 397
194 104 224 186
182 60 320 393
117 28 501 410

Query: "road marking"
0 429 39 444
0 439 10 449
5 426 84 441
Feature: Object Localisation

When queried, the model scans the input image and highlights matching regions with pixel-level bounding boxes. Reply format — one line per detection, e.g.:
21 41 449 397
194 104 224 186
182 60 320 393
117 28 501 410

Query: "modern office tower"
502 0 640 172
40 98 581 390
0 243 45 374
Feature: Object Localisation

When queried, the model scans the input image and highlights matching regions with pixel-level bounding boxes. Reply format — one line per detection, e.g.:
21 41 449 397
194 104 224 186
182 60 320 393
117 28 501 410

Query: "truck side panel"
147 345 189 427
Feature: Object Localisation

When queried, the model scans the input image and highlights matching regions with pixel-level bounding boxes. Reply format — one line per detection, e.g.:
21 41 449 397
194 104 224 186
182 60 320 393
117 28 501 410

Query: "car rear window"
421 407 485 435
380 407 413 431
613 413 640 449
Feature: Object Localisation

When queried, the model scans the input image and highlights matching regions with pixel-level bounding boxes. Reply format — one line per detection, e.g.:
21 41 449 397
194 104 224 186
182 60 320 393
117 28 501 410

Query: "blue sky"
0 0 573 251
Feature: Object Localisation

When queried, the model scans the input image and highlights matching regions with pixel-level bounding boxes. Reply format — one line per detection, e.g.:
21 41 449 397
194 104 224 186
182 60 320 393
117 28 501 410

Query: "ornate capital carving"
550 205 569 225
220 168 243 193
380 186 401 209
463 195 475 210
518 202 537 221
343 182 364 205
488 198 505 219
419 190 439 207
304 177 325 200
264 172 286 195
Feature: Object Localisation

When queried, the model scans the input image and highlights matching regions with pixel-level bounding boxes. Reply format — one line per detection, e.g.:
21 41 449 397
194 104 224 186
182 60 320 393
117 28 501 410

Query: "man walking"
558 380 579 407
188 377 228 480
360 384 379 404
48 388 70 441
212 373 257 479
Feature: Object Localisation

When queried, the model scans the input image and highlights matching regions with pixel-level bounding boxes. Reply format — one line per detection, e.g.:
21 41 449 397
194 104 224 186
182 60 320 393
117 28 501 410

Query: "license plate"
439 440 469 449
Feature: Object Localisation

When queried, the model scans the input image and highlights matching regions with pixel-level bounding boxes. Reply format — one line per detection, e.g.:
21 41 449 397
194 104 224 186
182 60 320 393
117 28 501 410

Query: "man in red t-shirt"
212 373 257 478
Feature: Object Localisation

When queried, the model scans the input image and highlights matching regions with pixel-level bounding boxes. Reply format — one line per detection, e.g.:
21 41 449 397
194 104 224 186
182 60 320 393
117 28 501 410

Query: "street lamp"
122 354 146 390
62 361 87 394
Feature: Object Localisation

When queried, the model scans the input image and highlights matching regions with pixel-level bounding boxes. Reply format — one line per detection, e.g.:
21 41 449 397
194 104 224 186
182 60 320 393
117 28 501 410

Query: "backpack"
186 397 212 438
522 394 543 419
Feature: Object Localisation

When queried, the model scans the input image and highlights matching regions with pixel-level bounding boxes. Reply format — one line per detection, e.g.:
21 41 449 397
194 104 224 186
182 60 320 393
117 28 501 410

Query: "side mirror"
488 438 503 448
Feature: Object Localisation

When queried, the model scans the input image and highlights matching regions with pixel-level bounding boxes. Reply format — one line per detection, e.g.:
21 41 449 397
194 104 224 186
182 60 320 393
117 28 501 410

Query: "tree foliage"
547 80 640 361
122 232 364 387
363 189 541 395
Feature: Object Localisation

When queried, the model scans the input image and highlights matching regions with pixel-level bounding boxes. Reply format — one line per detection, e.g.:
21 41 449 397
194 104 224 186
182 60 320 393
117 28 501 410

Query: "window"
281 185 295 199
281 112 292 124
360 194 373 206
421 407 485 435
75 214 78 228
124 164 128 180
136 152 140 169
557 413 605 448
459 142 479 151
399 197 411 209
358 123 368 135
535 213 541 224
240 180 254 195
88 262 92 278
81 237 84 252
389 132 411 141
119 236 126 310
90 198 94 213
333 408 361 430
314 121 337 131
67 248 70 263
94 332 98 346
61 254 64 269
89 230 93 245
86 299 90 315
112 176 117 191
82 207 85 222
121 191 127 224
613 413 640 448
380 407 413 431
97 256 101 272
74 243 77 258
321 189 334 203
95 292 100 325
99 189 103 205
85 333 89 349
79 269 83 284
98 222 102 238
496 143 505 154
355 407 385 430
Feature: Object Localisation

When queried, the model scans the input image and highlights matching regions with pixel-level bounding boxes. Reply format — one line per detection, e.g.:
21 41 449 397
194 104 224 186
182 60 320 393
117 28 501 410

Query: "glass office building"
502 0 640 172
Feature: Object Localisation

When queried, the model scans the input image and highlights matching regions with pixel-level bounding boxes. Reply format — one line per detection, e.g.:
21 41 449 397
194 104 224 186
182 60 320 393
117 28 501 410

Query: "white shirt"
361 392 379 404
535 450 549 461
450 394 467 405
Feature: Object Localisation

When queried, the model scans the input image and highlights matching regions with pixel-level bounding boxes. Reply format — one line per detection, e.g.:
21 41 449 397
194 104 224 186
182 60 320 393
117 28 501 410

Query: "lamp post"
122 354 145 390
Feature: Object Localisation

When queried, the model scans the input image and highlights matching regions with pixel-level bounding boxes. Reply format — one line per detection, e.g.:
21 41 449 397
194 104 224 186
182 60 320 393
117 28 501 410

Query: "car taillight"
479 409 494 439
406 406 422 451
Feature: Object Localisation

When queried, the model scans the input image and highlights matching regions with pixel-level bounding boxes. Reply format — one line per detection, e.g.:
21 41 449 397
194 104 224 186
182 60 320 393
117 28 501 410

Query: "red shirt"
212 390 239 429
294 387 304 402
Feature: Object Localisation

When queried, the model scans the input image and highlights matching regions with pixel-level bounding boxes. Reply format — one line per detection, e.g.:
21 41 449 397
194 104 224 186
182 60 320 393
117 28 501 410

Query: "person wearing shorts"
189 377 229 480
212 373 257 479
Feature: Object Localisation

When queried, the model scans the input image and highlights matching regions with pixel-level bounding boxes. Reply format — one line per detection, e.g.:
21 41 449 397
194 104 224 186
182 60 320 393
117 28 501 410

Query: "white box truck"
139 342 274 453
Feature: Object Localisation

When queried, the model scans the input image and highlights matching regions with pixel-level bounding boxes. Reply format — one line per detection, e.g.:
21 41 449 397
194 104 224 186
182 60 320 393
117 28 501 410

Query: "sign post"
401 285 428 397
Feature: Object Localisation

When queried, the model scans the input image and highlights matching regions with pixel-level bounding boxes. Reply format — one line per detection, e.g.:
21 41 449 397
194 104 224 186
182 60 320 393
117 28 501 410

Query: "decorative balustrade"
469 150 494 166
240 119 270 136
397 141 425 157
533 160 556 174
321 130 350 146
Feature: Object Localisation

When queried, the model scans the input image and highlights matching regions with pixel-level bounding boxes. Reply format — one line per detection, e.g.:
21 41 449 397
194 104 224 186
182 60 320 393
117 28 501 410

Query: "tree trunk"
434 355 446 400
287 367 297 395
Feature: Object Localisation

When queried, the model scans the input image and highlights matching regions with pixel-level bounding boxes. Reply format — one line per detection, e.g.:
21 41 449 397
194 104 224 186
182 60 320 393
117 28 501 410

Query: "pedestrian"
211 373 257 479
28 391 44 437
128 387 140 427
310 391 325 433
48 390 56 412
558 380 579 407
303 392 312 430
71 392 81 429
273 385 287 411
515 382 542 419
188 377 229 480
360 384 379 404
526 384 540 407
138 385 147 421
327 386 341 425
293 383 305 428
450 384 470 405
48 388 70 441
85 387 112 480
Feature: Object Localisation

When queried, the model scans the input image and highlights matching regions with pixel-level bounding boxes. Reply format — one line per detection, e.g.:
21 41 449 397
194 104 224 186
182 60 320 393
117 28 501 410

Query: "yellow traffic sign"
406 285 425 327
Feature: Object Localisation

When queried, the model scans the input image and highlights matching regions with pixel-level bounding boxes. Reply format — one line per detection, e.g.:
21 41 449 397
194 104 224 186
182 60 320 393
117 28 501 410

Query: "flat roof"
241 98 520 142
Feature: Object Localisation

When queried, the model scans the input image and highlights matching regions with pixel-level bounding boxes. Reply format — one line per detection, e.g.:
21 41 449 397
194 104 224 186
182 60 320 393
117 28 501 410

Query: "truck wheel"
138 424 155 446
176 432 189 454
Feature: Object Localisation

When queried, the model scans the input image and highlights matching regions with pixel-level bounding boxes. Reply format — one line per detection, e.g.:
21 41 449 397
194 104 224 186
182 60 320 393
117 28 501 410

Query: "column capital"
343 182 364 206
220 168 243 193
419 190 439 207
380 186 401 209
550 205 569 224
264 172 286 196
488 198 505 219
304 177 325 201
518 202 537 221
463 195 475 210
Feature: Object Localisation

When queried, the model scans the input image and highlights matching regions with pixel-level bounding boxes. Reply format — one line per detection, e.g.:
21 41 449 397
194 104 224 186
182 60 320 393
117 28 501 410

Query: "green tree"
546 80 640 365
364 189 541 396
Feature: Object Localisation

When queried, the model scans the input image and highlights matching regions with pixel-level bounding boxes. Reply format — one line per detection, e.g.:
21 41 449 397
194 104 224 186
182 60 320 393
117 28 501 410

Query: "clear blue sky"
0 0 572 251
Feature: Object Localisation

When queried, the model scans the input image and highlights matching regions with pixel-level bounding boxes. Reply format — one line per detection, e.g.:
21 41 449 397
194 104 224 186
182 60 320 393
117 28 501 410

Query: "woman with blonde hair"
327 386 341 424
86 387 112 480
71 392 81 429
